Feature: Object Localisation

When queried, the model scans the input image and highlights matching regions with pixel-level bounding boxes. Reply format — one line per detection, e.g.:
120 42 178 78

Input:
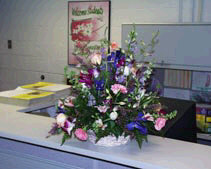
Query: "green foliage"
134 130 148 149
61 133 70 146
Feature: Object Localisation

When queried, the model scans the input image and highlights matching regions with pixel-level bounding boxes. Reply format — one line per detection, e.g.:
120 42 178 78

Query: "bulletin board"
122 23 211 71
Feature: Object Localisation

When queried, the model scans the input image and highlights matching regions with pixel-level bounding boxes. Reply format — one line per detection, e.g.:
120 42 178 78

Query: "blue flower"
126 112 148 135
94 79 105 91
136 112 147 122
57 107 66 114
126 121 147 135
107 52 116 61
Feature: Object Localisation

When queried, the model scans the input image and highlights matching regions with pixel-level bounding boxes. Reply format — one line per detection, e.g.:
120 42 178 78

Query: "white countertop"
0 103 211 169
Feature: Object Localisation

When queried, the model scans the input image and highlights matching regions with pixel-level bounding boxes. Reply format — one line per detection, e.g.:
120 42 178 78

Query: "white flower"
90 53 102 65
58 100 64 109
66 123 75 135
124 66 130 76
102 124 107 130
113 106 118 112
138 88 146 98
132 103 139 108
81 83 87 89
96 105 109 113
64 96 75 107
93 69 99 78
110 112 118 120
96 119 103 127
144 113 154 121
56 113 67 127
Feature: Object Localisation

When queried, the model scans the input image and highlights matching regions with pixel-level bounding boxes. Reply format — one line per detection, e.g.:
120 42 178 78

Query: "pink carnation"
155 118 166 131
75 128 88 141
111 84 127 94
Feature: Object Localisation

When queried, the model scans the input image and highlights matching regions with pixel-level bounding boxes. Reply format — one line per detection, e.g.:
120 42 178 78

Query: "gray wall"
0 0 211 91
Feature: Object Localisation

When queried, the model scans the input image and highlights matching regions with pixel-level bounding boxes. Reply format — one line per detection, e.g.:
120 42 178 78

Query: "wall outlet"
8 40 12 49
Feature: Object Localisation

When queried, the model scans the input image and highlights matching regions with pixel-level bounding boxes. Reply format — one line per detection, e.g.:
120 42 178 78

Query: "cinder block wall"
0 0 210 91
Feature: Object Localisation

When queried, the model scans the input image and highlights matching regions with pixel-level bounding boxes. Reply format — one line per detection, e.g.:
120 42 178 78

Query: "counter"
0 103 211 169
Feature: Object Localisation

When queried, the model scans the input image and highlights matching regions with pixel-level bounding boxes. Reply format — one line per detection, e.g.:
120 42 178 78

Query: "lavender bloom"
100 64 106 71
47 123 59 136
101 48 107 59
116 75 126 83
87 94 96 106
148 78 163 96
139 76 146 86
130 41 138 55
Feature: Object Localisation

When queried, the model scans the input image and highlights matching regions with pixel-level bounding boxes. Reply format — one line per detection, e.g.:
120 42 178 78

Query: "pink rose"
75 128 88 141
155 118 166 131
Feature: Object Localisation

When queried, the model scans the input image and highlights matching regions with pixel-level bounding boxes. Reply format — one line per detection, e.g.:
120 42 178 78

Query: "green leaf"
109 121 115 129
61 133 70 146
134 130 143 149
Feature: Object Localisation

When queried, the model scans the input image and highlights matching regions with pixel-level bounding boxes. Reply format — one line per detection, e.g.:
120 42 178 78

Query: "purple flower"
79 72 92 87
88 68 99 78
117 57 125 68
62 119 75 135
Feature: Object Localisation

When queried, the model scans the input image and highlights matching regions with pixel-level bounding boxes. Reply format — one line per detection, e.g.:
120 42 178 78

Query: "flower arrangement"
48 27 177 149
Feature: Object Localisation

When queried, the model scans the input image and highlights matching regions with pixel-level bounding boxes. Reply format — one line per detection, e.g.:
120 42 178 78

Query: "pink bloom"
155 118 166 131
75 128 88 141
110 42 118 51
96 105 109 113
120 85 128 94
111 84 128 94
